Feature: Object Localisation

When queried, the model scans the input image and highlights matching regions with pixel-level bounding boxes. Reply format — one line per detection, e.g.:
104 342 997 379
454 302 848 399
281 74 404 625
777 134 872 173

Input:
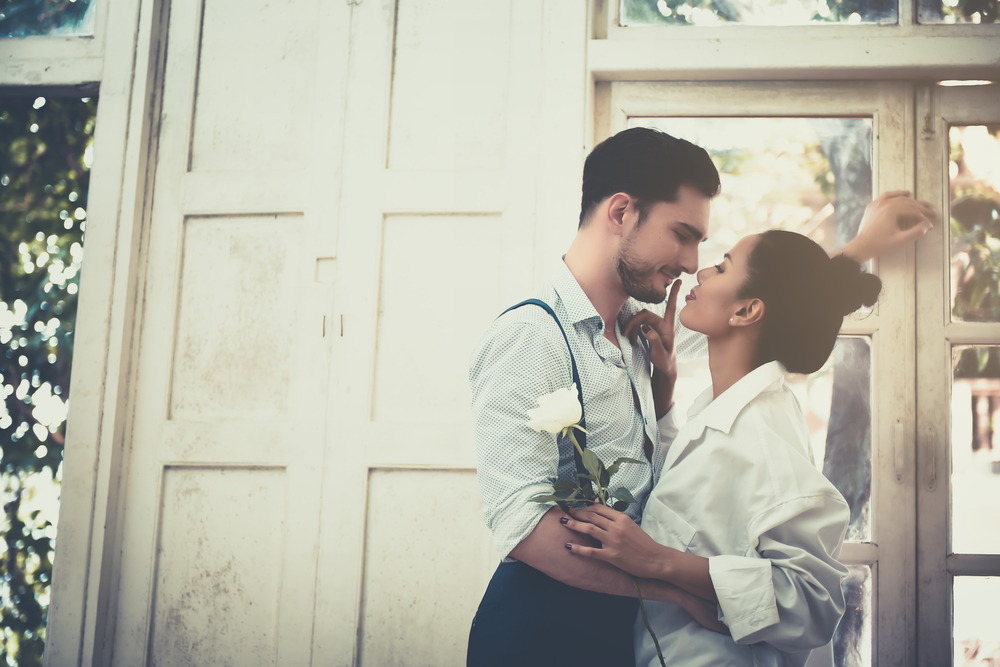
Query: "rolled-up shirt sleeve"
470 319 573 559
708 493 850 650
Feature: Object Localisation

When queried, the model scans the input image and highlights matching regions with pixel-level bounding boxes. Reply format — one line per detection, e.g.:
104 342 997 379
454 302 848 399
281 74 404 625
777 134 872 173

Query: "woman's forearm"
654 547 718 603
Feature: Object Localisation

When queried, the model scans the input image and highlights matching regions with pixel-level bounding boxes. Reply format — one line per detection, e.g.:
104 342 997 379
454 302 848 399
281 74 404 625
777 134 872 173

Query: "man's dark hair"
579 127 721 228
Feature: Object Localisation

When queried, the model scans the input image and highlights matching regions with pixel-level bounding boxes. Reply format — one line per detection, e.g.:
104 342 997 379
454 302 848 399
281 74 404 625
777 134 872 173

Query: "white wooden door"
309 2 585 665
110 0 349 664
109 1 588 666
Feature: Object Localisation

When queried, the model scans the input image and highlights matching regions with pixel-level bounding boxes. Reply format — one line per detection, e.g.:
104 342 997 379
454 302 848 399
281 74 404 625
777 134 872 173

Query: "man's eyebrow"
676 222 706 242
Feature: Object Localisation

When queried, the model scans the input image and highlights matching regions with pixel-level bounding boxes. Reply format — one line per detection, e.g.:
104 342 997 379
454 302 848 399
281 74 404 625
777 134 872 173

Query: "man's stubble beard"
616 235 670 304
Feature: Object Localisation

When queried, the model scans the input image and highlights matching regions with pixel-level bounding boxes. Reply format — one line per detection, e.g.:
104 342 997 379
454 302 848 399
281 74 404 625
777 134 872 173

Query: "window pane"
631 117 877 542
0 93 95 665
919 0 999 23
787 337 873 543
950 125 1000 322
954 577 1000 666
0 0 95 37
951 346 1000 554
835 565 873 667
621 0 896 25
629 117 873 258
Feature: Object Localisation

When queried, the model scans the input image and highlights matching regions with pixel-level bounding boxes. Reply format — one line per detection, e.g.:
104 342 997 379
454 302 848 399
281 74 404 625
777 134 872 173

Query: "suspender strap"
499 298 652 491
500 299 588 480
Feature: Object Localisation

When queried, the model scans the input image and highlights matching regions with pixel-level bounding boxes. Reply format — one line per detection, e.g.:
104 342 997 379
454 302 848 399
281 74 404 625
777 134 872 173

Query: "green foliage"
530 425 645 511
621 0 898 24
0 94 94 667
0 0 92 38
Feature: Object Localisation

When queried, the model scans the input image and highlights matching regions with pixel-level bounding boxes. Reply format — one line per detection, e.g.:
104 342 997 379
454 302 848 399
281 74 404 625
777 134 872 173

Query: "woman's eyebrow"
723 253 732 263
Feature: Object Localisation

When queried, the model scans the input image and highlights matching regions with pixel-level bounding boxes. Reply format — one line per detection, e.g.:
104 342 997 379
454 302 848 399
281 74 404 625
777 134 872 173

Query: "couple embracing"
466 128 935 667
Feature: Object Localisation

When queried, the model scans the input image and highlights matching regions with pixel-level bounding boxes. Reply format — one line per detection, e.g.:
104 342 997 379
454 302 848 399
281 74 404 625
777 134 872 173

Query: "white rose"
526 384 582 434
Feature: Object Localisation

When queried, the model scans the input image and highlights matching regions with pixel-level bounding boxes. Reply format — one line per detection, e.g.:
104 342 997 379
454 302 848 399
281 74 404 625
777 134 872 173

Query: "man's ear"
605 193 633 237
734 298 765 326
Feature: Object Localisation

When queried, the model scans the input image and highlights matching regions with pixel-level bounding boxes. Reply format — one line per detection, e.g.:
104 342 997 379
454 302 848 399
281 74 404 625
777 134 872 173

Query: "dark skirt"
466 560 639 667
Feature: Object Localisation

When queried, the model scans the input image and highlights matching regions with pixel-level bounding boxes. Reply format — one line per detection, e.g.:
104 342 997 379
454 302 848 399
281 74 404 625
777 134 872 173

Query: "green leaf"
612 488 636 504
553 480 577 491
613 501 630 512
530 494 563 503
606 456 645 478
582 449 603 482
600 466 610 488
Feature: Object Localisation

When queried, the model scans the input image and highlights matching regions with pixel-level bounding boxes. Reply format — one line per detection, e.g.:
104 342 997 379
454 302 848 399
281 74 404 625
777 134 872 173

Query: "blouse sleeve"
707 492 850 651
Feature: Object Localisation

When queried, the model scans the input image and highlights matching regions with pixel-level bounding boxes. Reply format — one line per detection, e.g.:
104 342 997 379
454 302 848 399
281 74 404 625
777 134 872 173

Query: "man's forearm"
509 507 692 604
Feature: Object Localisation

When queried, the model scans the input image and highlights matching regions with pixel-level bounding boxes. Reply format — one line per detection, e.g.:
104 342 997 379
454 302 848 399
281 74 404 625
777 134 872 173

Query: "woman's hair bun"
827 255 882 317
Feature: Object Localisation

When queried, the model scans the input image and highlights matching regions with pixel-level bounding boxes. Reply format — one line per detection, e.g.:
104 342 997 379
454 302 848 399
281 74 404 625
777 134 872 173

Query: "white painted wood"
32 0 163 664
311 2 586 665
371 213 504 424
601 80 915 666
105 0 334 665
188 0 319 172
357 469 495 667
148 467 287 667
588 34 1000 81
915 82 1000 667
386 0 511 171
0 0 111 86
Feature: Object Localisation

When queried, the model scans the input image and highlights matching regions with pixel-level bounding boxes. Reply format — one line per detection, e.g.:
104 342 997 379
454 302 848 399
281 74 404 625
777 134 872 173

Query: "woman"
562 230 880 667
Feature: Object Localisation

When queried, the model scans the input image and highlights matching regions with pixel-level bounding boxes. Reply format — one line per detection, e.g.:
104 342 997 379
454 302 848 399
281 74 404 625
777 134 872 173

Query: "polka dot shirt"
470 261 679 560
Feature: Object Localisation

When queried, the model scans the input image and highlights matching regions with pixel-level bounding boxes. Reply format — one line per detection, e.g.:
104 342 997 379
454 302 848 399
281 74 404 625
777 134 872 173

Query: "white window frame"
599 79 917 664
589 0 999 82
1 1 160 665
915 82 1000 667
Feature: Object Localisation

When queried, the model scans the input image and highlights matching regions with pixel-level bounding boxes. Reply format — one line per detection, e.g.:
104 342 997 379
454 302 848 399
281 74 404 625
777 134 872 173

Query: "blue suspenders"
500 298 650 486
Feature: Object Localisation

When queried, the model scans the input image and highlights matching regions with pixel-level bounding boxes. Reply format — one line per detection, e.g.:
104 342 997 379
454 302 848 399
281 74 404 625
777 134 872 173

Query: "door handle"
894 420 905 481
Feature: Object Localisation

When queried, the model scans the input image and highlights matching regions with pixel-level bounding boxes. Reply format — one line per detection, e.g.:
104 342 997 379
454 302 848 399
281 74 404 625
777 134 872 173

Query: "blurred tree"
0 95 94 667
0 0 92 38
622 0 997 23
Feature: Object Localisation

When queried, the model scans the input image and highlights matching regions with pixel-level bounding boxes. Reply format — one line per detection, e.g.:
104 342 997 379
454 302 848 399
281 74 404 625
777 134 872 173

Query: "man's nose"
680 246 699 276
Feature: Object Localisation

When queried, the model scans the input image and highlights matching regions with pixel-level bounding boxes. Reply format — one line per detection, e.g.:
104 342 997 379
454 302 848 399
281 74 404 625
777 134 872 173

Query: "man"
466 127 934 667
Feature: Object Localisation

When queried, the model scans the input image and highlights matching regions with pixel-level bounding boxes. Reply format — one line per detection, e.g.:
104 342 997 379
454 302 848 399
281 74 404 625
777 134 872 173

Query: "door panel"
110 0 340 664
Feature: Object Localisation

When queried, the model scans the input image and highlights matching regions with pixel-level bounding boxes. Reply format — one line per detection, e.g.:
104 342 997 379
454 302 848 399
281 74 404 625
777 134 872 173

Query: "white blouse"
639 361 850 667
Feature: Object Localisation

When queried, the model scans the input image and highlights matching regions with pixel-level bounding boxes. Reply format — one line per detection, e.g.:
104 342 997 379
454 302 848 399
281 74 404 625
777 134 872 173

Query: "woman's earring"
729 317 735 325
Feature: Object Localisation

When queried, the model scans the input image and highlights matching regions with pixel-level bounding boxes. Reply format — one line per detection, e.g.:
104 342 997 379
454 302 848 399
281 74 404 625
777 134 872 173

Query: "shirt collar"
687 360 787 436
551 260 604 326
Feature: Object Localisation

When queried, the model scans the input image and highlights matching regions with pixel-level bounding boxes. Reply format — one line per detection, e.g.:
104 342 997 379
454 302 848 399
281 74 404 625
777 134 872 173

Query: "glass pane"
954 577 1000 666
835 565 873 667
632 116 878 541
951 347 1000 554
950 125 1000 322
0 94 95 664
787 337 873 543
919 0 999 23
621 0 897 25
0 0 95 38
